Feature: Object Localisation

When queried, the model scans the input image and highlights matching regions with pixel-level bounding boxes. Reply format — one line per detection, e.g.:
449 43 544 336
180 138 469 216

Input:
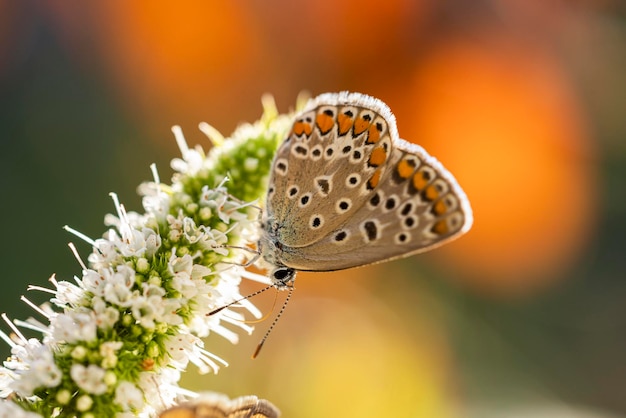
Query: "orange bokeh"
45 2 277 134
393 36 598 295
300 0 429 67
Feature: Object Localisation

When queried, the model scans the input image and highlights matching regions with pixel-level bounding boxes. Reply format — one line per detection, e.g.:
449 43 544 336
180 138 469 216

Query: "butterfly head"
258 218 296 288
269 266 296 289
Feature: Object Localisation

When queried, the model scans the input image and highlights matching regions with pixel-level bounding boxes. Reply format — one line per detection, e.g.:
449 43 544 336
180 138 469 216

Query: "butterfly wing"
264 92 473 271
265 92 394 247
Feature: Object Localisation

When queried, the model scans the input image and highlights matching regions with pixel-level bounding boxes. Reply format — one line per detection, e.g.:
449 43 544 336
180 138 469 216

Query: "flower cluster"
0 95 296 417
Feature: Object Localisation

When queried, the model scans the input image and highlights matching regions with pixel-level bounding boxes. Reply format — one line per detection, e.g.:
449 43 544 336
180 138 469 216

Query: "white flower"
0 368 15 398
0 399 43 417
170 273 197 300
170 125 206 176
141 228 162 258
50 311 97 344
88 237 123 270
138 181 170 221
70 364 108 395
100 341 123 369
102 266 136 307
114 381 145 412
50 279 85 308
197 230 230 256
169 255 199 299
92 296 120 329
7 340 61 397
131 296 160 329
81 269 106 297
191 264 213 281
160 298 184 326
129 283 182 329
163 334 227 375
170 254 193 276
136 369 180 414
29 351 62 388
181 217 205 244
163 334 193 369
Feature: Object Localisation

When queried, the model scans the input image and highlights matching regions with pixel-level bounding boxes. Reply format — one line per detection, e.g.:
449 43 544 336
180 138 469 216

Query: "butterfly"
259 91 472 287
212 91 473 357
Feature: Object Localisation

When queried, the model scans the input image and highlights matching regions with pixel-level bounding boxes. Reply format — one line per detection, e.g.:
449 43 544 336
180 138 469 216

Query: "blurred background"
1 1 625 417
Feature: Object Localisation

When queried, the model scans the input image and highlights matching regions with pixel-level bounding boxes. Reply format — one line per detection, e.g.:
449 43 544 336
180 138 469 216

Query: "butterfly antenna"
207 284 274 316
252 287 293 359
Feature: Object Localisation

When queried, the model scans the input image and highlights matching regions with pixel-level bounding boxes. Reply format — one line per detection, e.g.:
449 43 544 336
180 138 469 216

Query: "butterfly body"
259 91 473 287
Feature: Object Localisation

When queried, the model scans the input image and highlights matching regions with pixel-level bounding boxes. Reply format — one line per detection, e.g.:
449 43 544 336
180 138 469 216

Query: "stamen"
261 94 279 124
171 125 189 155
63 225 97 247
1 313 27 343
67 242 88 271
0 327 16 348
198 122 225 147
20 296 51 319
13 318 50 334
149 163 161 185
27 285 55 295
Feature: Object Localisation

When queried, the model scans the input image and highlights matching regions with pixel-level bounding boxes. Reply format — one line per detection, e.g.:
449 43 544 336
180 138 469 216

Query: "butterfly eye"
272 267 295 285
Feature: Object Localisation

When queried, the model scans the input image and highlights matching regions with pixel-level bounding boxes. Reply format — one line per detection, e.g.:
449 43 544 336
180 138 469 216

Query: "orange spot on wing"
424 184 440 201
433 199 448 216
337 113 354 135
368 146 387 167
316 112 335 134
397 159 416 179
431 219 449 235
293 122 313 136
367 169 382 189
365 124 381 144
353 117 370 136
412 170 430 191
293 120 311 136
